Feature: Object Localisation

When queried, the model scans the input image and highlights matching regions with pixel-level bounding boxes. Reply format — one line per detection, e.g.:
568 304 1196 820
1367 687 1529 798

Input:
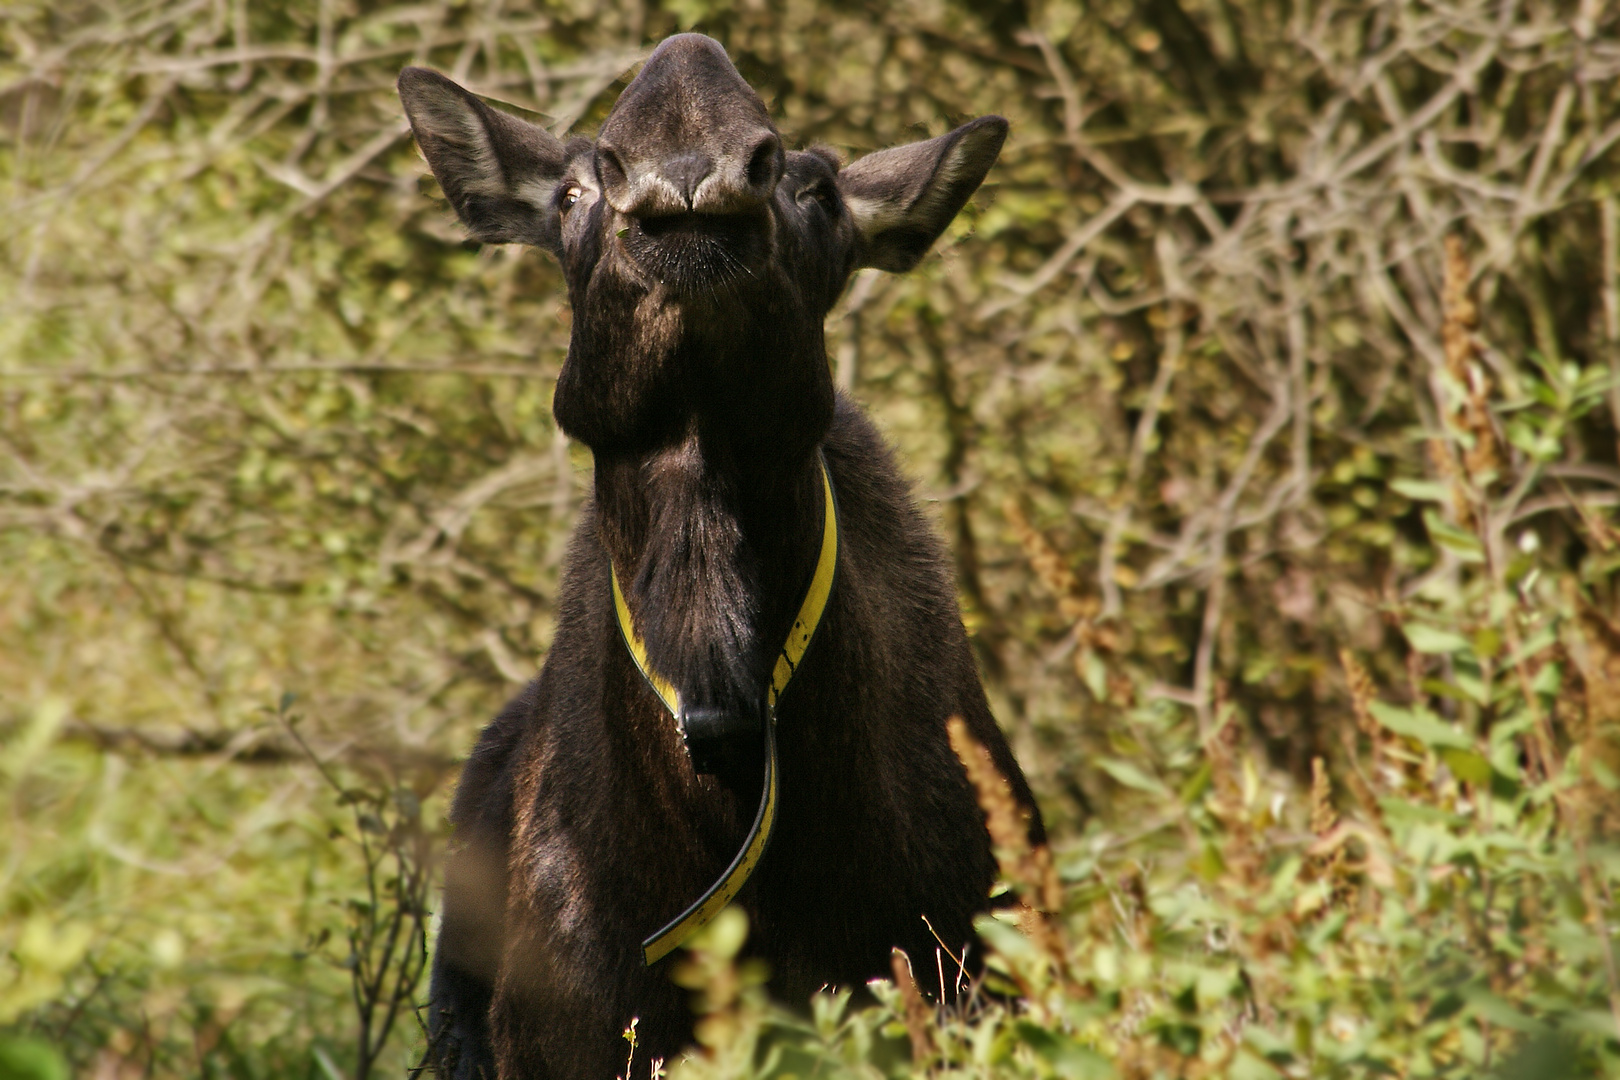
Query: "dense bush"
2 0 1618 1075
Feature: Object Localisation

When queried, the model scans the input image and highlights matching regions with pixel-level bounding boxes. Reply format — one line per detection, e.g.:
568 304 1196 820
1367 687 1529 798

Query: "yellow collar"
610 454 840 965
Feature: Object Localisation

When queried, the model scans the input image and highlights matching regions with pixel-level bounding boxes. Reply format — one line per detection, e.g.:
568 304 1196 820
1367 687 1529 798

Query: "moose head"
398 34 1006 453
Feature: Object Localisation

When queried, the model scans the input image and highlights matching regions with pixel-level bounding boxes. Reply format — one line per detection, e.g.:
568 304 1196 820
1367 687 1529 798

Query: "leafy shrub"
2 0 1618 1076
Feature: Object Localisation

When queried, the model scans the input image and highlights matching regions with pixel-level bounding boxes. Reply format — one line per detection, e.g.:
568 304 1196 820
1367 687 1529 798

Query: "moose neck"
578 312 837 719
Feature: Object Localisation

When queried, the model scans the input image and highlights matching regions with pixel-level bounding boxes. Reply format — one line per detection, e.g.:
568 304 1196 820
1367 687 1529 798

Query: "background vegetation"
3 0 1620 1075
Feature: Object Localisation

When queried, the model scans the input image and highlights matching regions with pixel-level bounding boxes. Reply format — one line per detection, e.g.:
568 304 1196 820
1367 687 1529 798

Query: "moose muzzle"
594 34 784 220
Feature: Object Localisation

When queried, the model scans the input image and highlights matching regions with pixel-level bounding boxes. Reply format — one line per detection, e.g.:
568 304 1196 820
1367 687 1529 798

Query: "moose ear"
837 116 1008 273
397 67 571 251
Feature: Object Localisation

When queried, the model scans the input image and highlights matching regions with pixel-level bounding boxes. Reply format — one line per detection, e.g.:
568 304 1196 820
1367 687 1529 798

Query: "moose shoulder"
399 33 1044 1079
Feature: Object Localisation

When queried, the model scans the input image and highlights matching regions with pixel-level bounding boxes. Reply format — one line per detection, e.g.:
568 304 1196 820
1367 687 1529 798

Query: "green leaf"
1013 1022 1116 1079
1304 910 1348 952
1453 670 1490 706
1229 1050 1284 1080
1195 841 1226 880
312 1047 346 1080
1153 1021 1201 1056
1423 678 1475 703
1490 770 1523 801
1422 510 1485 562
1369 701 1472 750
975 913 1042 969
0 1038 68 1080
1179 762 1213 804
1390 478 1452 502
1403 623 1472 654
1439 748 1492 784
1243 1025 1295 1063
1096 757 1170 796
1078 647 1108 701
1379 796 1458 825
1563 1009 1620 1039
1462 987 1542 1032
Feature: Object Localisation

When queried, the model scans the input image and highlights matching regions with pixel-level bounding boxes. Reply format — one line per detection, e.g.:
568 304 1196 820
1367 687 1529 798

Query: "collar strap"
611 453 840 965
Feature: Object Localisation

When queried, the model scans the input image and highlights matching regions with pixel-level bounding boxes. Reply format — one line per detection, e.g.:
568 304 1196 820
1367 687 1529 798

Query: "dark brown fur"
399 34 1043 1080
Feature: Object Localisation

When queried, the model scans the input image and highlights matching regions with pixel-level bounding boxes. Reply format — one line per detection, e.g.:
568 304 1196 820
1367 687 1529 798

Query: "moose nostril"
663 152 713 207
746 137 780 188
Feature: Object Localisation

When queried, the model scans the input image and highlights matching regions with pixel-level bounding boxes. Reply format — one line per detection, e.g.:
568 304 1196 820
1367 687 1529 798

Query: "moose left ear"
837 116 1008 273
398 66 572 251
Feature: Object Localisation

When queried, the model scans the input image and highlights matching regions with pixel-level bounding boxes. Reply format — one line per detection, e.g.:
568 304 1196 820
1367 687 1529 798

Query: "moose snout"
593 33 786 220
663 152 713 208
598 137 780 219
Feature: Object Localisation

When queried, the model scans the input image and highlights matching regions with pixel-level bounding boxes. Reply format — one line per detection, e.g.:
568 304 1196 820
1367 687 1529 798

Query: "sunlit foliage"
3 0 1619 1075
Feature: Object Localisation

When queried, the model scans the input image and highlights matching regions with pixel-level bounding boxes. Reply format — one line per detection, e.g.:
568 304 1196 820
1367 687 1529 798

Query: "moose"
398 33 1044 1079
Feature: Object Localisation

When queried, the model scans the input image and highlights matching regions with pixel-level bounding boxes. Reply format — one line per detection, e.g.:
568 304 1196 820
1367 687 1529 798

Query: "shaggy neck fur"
564 270 837 727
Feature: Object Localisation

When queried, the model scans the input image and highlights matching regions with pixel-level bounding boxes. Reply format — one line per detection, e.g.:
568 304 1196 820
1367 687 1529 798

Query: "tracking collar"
610 452 840 965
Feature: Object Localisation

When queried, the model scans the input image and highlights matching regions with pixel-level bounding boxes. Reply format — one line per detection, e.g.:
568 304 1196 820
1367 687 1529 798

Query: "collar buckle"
678 701 766 777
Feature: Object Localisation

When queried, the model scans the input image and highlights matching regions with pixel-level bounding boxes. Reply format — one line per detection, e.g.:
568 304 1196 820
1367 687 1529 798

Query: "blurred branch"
0 363 558 380
1098 301 1183 618
57 719 456 772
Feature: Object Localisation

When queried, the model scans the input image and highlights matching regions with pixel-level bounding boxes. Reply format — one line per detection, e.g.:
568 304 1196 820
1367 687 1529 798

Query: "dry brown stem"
1309 757 1337 840
947 716 1061 915
1340 650 1378 741
1308 756 1349 902
1338 648 1395 822
889 949 935 1065
1003 499 1096 625
1442 236 1498 484
1569 600 1620 837
947 715 1071 987
1203 715 1261 887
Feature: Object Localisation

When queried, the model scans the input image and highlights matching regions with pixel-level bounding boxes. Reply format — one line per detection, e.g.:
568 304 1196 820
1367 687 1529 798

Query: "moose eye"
799 183 839 214
561 185 584 210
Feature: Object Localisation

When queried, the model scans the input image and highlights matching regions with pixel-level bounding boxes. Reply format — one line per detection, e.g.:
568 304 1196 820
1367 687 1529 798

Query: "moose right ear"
838 116 1008 273
397 67 571 251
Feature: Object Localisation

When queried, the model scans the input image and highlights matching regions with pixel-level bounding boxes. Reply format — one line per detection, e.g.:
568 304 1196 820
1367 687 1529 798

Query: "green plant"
282 695 436 1080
